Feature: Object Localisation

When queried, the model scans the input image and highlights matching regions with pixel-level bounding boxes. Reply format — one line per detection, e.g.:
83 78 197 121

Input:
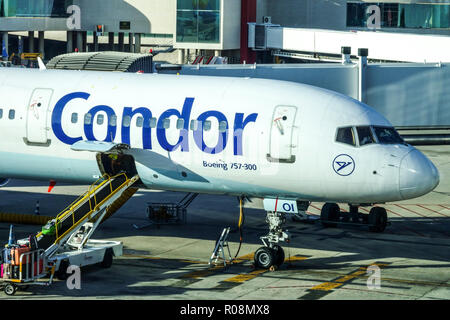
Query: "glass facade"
176 0 220 43
347 1 450 29
0 0 73 18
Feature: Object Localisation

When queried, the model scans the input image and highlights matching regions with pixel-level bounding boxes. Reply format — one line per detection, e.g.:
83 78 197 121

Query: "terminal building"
0 0 450 64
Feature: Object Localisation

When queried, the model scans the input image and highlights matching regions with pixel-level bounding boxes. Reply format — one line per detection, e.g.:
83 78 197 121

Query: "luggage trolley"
0 248 55 296
134 193 198 229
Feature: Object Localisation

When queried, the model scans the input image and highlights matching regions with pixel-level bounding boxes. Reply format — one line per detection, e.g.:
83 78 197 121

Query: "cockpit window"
336 127 356 146
357 126 375 146
373 126 404 144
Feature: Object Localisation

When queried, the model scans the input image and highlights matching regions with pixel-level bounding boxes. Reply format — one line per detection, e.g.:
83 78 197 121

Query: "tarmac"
0 145 449 300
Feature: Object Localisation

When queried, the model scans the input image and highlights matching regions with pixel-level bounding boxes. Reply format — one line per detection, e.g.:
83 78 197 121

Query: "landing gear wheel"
369 207 388 233
4 283 17 296
254 247 275 269
56 260 69 280
321 203 340 227
100 249 114 268
272 245 285 267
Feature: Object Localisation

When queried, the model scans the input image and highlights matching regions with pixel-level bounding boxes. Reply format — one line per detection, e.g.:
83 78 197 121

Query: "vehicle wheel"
272 245 285 267
56 260 70 280
146 207 153 220
360 213 369 223
369 207 388 233
321 203 340 227
4 283 16 296
254 247 275 269
100 249 114 268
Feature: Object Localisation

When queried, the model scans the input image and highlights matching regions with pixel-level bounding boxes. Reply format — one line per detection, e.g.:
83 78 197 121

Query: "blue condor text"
51 92 258 155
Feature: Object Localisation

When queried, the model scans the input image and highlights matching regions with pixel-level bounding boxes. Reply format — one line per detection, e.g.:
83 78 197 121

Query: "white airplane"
0 68 440 269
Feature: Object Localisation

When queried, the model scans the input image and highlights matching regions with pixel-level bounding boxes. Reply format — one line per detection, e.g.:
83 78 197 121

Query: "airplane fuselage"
0 68 439 204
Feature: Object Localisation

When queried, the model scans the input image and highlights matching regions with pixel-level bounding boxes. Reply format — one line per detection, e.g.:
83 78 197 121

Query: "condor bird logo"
333 154 355 176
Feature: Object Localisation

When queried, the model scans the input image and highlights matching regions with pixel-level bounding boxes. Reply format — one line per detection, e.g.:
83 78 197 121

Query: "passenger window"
190 119 199 131
336 127 355 146
97 114 104 125
158 118 170 129
0 109 3 119
357 126 375 146
176 118 185 130
136 117 143 128
8 109 15 120
84 113 92 125
123 115 131 127
109 115 117 127
149 117 157 128
219 121 227 132
71 113 78 123
203 120 211 131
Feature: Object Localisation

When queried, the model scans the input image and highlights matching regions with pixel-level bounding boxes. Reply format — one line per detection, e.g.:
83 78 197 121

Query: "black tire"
272 245 285 267
100 249 114 268
254 247 275 269
369 207 388 233
146 207 153 220
56 260 70 280
321 203 340 227
361 213 369 223
4 283 16 296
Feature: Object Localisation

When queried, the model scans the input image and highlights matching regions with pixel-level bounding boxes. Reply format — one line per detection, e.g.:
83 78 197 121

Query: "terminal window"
1 0 73 18
347 1 450 29
176 0 220 43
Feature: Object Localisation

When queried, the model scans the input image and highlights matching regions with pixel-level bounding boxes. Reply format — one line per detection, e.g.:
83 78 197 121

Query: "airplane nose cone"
399 149 440 200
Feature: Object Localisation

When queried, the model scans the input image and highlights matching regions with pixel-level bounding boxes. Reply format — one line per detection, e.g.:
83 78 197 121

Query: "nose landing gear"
254 211 290 270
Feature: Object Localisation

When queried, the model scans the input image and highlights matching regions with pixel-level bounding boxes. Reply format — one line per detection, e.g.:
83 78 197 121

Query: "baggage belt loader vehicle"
0 173 139 295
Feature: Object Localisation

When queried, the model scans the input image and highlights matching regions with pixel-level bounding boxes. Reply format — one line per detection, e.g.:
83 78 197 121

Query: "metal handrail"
57 174 111 220
18 249 45 282
53 173 132 244
52 174 116 239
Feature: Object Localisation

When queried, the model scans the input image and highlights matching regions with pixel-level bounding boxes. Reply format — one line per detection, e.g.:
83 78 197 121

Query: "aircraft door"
26 88 53 144
267 105 297 163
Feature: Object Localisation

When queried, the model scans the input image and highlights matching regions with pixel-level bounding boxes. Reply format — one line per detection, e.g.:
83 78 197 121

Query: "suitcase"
12 266 20 279
2 264 11 279
2 248 11 264
33 259 44 275
11 247 30 266
29 235 38 251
